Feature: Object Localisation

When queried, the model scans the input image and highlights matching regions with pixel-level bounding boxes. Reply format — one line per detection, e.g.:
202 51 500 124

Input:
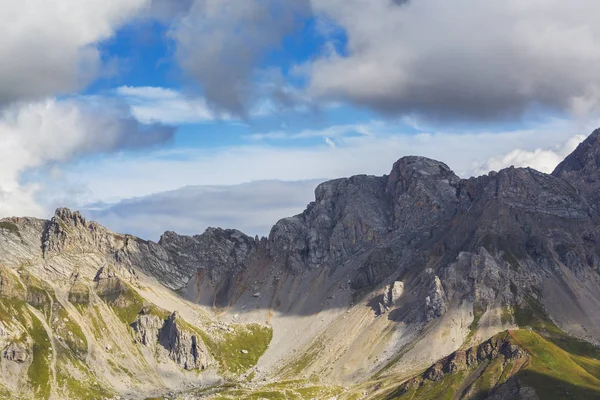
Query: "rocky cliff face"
394 332 527 395
553 128 600 205
158 311 211 371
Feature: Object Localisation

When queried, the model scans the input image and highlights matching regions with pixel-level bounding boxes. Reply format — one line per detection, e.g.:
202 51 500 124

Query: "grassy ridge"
382 296 600 400
512 330 600 399
191 380 343 400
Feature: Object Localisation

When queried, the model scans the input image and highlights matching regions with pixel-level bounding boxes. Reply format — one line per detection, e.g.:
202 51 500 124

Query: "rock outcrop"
395 332 527 395
3 342 28 363
553 128 600 206
131 309 163 350
158 312 211 371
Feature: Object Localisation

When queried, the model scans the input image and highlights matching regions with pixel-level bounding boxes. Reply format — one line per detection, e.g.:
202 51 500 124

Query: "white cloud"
116 86 218 124
56 119 595 238
306 0 600 120
249 122 377 140
475 134 587 175
84 180 323 239
115 85 298 124
0 98 173 218
0 0 152 105
56 118 597 208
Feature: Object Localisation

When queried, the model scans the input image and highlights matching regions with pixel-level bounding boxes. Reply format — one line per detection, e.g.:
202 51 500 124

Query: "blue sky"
1 0 600 239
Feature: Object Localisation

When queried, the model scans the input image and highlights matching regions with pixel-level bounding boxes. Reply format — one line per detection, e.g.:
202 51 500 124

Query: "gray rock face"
268 174 390 273
396 334 527 394
131 310 163 350
159 228 257 283
3 342 28 363
385 156 460 231
158 312 210 371
553 128 600 207
42 208 122 257
132 310 212 371
384 281 404 308
267 157 461 275
425 275 447 321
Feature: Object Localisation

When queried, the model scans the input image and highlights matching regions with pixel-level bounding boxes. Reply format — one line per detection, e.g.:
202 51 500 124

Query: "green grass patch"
513 295 600 377
469 357 504 398
513 330 600 399
56 355 114 400
500 306 513 325
195 381 343 400
0 298 53 399
84 305 107 341
386 371 467 400
27 310 53 399
295 385 344 399
469 304 484 332
463 302 487 346
95 278 147 325
200 324 273 375
513 296 561 336
52 306 87 359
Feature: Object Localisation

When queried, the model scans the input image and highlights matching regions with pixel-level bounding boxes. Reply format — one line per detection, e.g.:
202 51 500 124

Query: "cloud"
0 98 174 218
248 122 376 140
115 85 296 123
169 0 311 116
306 0 600 121
63 120 595 238
116 86 218 124
58 118 598 209
0 0 152 106
142 0 195 22
475 134 587 175
84 180 323 239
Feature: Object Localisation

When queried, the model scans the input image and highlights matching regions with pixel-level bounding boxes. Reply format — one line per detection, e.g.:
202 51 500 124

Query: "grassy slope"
197 322 273 375
512 330 600 399
380 296 600 400
181 380 343 400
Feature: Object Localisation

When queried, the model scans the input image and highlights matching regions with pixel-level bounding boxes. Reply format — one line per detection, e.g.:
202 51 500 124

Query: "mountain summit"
1 131 600 399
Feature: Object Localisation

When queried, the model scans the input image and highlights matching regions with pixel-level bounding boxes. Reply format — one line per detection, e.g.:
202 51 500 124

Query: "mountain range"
1 130 600 399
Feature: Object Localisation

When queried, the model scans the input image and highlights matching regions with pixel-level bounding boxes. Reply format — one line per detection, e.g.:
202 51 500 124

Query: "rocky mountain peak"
385 156 461 232
553 128 600 176
41 207 119 258
157 226 258 285
53 207 89 227
552 130 600 206
386 156 457 191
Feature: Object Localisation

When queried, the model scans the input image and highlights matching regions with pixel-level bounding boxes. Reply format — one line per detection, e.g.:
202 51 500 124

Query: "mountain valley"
1 130 600 399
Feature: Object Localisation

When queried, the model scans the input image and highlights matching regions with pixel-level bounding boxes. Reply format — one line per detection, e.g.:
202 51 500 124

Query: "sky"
2 0 600 240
